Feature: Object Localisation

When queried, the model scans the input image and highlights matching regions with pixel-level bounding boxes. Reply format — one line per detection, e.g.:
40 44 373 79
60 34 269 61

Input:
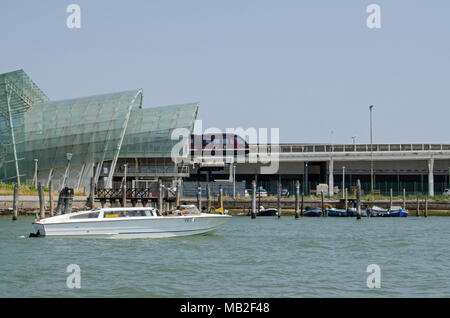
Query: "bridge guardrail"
251 144 450 153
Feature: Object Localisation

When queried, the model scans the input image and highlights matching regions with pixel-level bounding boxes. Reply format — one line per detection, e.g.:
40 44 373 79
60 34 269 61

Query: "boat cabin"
68 208 160 220
65 206 203 220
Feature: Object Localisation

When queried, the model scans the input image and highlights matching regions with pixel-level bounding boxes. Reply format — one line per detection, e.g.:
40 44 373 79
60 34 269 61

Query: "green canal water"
0 216 449 298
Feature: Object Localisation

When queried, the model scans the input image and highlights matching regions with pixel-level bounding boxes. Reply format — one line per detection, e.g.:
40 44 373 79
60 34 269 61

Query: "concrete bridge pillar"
428 158 434 197
328 159 334 196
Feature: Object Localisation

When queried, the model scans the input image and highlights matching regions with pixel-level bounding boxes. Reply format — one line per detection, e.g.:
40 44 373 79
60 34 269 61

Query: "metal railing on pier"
95 188 159 199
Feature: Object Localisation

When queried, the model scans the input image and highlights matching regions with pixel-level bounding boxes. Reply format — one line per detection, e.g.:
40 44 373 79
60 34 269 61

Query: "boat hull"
257 209 278 216
388 210 408 217
367 208 409 217
32 214 231 238
326 209 349 217
303 209 322 217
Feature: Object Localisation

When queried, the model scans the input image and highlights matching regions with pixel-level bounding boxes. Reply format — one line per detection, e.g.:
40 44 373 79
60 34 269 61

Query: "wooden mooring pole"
63 188 74 214
49 180 54 217
345 188 348 210
219 185 223 212
12 183 19 221
421 197 424 217
300 192 304 216
356 179 361 219
389 188 393 208
424 196 428 217
159 180 164 214
251 180 256 219
402 188 406 210
416 194 419 217
294 180 300 219
196 183 202 212
175 179 181 207
38 182 45 219
121 184 126 208
321 191 325 216
277 180 281 218
88 177 94 210
206 183 211 213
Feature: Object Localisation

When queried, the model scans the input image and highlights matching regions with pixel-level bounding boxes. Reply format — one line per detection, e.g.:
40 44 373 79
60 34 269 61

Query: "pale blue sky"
1 0 449 144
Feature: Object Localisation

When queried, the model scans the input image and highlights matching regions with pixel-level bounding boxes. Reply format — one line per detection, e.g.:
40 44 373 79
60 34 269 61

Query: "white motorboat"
366 205 408 217
256 206 278 216
30 205 231 238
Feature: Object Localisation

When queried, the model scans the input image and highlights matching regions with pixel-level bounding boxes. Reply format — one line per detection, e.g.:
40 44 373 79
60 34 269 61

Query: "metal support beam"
5 82 20 185
94 161 102 186
46 168 54 187
76 164 86 190
106 90 142 188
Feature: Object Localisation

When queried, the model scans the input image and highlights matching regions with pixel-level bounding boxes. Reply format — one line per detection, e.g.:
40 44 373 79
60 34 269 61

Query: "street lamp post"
352 136 357 151
124 163 128 189
369 105 374 200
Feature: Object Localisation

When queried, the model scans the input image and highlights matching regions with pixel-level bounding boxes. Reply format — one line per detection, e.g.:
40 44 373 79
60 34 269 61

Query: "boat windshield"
179 205 200 215
70 211 100 219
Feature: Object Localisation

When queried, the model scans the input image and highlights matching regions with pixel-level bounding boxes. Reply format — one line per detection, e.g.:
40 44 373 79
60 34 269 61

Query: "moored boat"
303 207 322 217
326 208 348 217
366 205 408 217
30 205 231 238
386 206 409 217
256 206 278 216
346 208 359 217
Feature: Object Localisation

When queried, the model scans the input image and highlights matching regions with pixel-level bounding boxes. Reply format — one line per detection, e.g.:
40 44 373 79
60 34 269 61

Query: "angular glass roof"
122 102 199 158
24 89 143 172
0 69 49 115
0 69 199 184
0 70 50 182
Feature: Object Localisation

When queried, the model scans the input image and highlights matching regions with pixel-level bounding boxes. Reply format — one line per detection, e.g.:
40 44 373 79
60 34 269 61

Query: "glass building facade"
0 70 198 190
